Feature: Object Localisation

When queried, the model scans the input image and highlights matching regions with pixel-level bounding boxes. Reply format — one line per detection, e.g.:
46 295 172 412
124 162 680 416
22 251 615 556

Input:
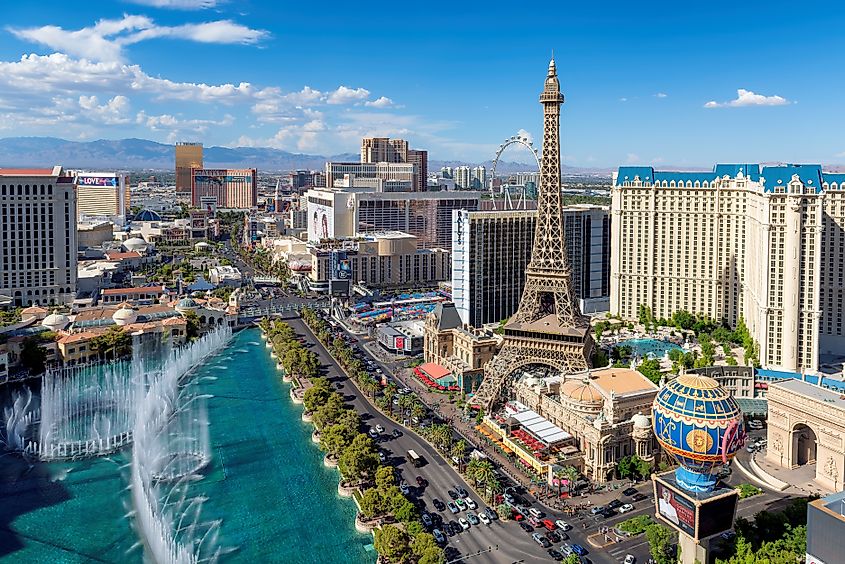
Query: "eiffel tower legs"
512 274 590 328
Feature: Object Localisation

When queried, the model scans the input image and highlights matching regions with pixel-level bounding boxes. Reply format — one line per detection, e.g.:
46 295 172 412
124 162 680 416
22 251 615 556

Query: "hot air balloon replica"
651 372 747 564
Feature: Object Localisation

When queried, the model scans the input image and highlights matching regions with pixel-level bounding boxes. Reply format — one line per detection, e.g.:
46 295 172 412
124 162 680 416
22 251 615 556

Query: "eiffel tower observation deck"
473 58 594 411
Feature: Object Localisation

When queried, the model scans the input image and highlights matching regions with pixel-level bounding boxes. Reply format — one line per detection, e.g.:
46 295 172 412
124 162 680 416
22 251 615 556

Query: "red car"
543 519 556 531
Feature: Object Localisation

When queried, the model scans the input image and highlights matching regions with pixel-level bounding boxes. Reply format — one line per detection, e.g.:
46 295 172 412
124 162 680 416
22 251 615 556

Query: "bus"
407 449 423 467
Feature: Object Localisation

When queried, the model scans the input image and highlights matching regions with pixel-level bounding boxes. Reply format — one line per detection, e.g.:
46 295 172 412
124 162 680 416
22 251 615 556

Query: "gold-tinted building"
175 142 203 194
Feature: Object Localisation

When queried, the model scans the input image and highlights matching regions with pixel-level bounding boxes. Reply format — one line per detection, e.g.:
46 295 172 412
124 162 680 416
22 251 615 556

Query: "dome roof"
41 311 69 331
631 412 650 429
560 379 603 405
135 209 162 222
178 297 198 308
112 305 138 326
123 237 148 251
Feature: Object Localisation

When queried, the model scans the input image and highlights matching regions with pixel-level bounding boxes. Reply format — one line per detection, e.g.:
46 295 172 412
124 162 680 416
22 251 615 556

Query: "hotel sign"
78 176 117 187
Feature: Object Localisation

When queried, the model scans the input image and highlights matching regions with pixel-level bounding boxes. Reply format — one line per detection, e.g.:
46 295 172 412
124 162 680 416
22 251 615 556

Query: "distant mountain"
0 136 609 175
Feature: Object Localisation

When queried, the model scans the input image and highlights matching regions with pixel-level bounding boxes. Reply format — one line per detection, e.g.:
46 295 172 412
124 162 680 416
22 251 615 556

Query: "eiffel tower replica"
473 58 594 411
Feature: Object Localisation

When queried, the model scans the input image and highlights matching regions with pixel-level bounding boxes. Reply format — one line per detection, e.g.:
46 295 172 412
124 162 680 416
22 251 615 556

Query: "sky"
1 0 845 167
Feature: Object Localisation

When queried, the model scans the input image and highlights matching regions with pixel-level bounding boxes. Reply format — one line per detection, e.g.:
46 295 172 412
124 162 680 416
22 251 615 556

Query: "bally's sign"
78 176 118 187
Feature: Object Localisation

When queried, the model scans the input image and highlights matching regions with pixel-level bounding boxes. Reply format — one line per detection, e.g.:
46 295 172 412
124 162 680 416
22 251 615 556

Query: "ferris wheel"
490 133 541 210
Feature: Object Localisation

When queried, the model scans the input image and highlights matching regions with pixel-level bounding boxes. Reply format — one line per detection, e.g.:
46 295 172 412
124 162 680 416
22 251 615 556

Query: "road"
287 317 551 563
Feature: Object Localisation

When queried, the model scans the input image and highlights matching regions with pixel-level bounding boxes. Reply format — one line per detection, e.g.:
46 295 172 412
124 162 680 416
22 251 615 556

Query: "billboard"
331 251 352 281
199 196 218 215
652 473 738 541
78 175 118 187
307 201 335 240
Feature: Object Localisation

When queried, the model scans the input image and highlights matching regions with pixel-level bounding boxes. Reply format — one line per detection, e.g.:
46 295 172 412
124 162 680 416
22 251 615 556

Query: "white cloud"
625 153 640 164
78 94 132 124
619 97 628 102
364 96 396 108
8 15 268 63
327 86 370 105
516 128 534 145
126 0 220 9
655 92 668 98
704 89 791 108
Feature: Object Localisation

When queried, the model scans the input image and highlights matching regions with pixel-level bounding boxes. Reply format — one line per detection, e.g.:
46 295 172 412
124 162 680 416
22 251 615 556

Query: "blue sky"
1 0 844 167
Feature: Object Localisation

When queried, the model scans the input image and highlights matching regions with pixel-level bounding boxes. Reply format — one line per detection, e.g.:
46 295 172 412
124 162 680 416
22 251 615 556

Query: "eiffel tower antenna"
472 58 594 411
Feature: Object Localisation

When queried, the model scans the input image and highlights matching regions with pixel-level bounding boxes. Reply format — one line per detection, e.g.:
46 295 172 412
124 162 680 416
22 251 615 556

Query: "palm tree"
561 465 579 496
383 383 398 414
473 460 496 492
466 459 481 486
410 400 426 423
451 439 467 464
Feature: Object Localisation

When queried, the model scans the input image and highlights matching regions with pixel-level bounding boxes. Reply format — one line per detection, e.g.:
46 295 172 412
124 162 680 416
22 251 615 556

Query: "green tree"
394 500 420 524
562 555 581 564
645 523 675 564
302 377 332 412
373 525 411 563
412 533 444 563
20 336 48 375
90 326 133 361
183 310 201 341
637 358 663 385
672 310 695 330
312 392 346 430
375 465 396 490
618 515 655 535
359 487 384 518
338 433 379 483
450 440 467 464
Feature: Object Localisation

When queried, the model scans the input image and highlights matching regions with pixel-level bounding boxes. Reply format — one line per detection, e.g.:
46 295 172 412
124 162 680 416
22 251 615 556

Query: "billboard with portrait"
653 474 739 541
655 480 696 537
331 251 352 281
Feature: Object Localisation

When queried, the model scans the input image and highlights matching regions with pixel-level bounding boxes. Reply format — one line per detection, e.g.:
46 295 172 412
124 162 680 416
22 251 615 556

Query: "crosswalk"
606 537 648 562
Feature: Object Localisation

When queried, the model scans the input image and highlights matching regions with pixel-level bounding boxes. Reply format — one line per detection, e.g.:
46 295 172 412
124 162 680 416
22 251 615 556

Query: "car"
607 499 623 510
378 451 387 462
571 543 587 556
467 512 480 525
456 486 469 498
447 490 459 500
478 512 491 525
528 507 544 518
503 493 515 504
484 507 499 521
623 487 639 496
416 476 428 487
402 387 411 394
447 501 459 514
624 555 636 564
632 493 648 502
721 530 737 540
600 508 616 518
542 519 556 531
368 428 379 439
545 530 561 543
421 513 433 528
555 519 572 531
746 444 757 453
399 482 410 495
459 518 470 530
519 521 534 532
375 424 385 433
548 549 564 560
527 516 541 528
433 498 446 512
589 505 605 515
443 522 455 537
532 532 551 548
466 498 477 510
560 543 574 556
619 503 634 514
432 529 445 544
455 498 467 511
392 429 401 438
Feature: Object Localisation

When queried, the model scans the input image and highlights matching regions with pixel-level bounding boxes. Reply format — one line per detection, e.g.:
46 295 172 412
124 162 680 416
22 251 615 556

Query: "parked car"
619 503 634 514
392 429 402 438
447 520 460 535
456 486 469 498
624 555 636 564
555 519 572 531
589 505 605 515
459 518 470 530
622 487 638 496
600 508 616 518
466 498 477 510
484 507 499 521
607 499 623 510
721 530 737 541
368 428 379 439
432 529 445 544
416 476 427 487
560 543 574 556
378 451 386 462
571 543 587 556
545 530 561 543
467 512 480 526
503 493 515 504
548 549 564 560
399 482 410 495
478 512 491 525
447 490 459 500
632 493 648 502
375 424 384 433
528 507 544 518
456 498 468 511
532 532 551 548
421 513 433 528
447 502 459 514
527 516 541 528
432 498 446 512
519 521 534 532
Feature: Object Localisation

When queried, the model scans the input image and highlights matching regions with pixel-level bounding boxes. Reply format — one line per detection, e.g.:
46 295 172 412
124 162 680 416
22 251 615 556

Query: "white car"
368 428 379 439
375 424 385 434
399 482 410 495
459 517 470 530
528 507 543 518
466 498 477 510
619 503 634 513
555 519 571 531
624 555 636 564
478 512 491 525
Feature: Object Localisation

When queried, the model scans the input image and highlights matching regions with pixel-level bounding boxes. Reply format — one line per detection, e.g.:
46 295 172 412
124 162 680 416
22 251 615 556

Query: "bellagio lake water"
0 327 373 563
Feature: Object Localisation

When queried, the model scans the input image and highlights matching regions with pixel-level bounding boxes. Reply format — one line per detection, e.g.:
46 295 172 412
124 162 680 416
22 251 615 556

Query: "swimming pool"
617 338 683 359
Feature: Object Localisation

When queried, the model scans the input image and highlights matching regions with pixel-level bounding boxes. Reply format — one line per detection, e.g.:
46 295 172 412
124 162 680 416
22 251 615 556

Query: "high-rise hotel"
610 164 845 373
0 167 77 306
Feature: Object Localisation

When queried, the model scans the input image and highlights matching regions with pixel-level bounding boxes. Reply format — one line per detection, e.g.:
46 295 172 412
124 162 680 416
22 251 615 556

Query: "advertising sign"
653 473 738 541
395 336 405 351
78 176 117 187
331 251 352 281
199 196 218 215
655 480 696 537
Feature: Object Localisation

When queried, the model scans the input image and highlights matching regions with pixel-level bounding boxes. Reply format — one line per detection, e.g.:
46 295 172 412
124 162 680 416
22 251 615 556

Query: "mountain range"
0 136 607 175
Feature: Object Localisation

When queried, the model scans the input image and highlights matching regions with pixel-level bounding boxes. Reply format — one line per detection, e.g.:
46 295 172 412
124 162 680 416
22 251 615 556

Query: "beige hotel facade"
610 164 845 374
